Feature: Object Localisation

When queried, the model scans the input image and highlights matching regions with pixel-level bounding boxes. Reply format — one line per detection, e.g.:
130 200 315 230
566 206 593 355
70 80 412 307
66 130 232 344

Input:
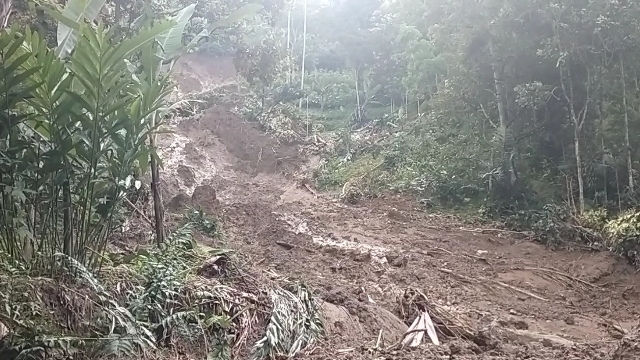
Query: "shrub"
604 210 640 267
579 208 609 232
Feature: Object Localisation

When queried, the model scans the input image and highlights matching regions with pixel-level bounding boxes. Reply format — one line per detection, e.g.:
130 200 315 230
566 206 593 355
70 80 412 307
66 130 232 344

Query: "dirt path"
161 54 640 359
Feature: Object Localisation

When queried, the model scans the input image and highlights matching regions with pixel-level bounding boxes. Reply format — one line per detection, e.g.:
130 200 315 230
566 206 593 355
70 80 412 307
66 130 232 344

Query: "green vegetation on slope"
233 0 640 266
0 0 325 358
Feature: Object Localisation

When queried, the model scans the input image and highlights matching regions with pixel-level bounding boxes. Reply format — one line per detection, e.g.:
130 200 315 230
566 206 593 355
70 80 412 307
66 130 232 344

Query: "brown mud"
158 54 640 359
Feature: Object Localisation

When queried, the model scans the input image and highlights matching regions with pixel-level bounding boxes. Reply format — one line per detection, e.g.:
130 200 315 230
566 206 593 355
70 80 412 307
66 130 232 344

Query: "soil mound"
321 301 364 338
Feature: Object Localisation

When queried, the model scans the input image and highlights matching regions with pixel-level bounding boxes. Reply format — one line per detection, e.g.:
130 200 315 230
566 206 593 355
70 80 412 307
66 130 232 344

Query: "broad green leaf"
156 4 196 60
55 0 107 57
111 20 177 63
132 3 155 29
209 3 263 32
186 29 209 50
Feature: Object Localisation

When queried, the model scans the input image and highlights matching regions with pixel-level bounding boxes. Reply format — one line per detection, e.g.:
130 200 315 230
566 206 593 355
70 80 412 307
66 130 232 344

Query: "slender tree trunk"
596 59 607 204
490 40 515 191
150 134 164 245
615 164 621 211
574 126 585 213
602 138 607 203
286 9 291 84
621 56 634 193
354 67 361 122
298 0 307 109
62 179 72 256
559 60 587 214
553 22 586 213
562 141 576 213
114 0 122 38
0 0 11 29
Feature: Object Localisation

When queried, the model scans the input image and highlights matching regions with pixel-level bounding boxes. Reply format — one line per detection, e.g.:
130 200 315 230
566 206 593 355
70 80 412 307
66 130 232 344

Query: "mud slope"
162 54 640 359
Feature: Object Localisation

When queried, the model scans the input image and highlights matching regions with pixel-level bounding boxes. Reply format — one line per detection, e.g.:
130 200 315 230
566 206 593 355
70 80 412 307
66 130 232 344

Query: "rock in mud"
192 184 219 213
368 305 409 343
564 315 575 326
321 302 364 338
500 328 574 348
498 316 529 330
346 303 408 343
390 254 408 267
387 209 410 222
166 192 191 212
177 164 196 188
352 250 371 262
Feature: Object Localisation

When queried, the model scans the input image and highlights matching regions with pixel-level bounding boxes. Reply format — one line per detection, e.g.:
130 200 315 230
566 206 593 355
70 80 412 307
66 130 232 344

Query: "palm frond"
253 284 323 359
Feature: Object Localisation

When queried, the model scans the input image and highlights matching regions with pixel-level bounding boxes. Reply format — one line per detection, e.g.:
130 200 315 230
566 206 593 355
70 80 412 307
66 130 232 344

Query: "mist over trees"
265 0 640 257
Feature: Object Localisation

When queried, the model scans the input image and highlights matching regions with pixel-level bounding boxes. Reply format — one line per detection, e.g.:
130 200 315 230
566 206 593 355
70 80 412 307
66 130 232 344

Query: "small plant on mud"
185 208 222 237
501 204 575 246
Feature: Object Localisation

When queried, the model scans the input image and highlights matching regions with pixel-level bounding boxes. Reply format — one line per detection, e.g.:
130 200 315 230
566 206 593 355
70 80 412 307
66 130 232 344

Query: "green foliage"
0 0 214 271
579 209 609 232
305 70 356 110
314 154 382 191
252 284 323 360
0 253 156 359
184 208 221 237
275 0 640 256
53 0 107 57
0 19 178 270
1 214 324 358
604 211 640 267
501 205 573 246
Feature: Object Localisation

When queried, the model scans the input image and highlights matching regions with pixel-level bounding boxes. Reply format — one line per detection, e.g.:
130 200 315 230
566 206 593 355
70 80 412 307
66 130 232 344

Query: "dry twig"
459 227 533 237
523 266 598 289
438 268 548 301
123 197 154 228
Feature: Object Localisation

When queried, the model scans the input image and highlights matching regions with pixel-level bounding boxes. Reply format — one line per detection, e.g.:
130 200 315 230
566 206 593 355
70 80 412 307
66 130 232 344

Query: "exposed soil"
160 53 640 359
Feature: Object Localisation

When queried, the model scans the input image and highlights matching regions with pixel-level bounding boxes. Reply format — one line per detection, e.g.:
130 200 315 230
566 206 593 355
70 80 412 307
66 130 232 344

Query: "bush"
604 210 640 267
305 70 356 110
579 208 609 232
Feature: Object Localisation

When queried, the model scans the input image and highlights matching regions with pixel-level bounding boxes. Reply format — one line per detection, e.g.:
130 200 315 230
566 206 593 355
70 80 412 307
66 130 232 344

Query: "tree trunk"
150 134 165 245
574 126 585 213
490 40 516 191
286 9 291 84
298 0 307 109
0 0 11 29
354 67 361 122
63 179 72 256
558 59 587 214
553 21 587 213
621 56 634 193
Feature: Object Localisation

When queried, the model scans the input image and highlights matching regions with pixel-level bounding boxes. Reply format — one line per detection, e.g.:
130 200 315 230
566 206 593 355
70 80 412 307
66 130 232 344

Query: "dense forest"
260 0 640 262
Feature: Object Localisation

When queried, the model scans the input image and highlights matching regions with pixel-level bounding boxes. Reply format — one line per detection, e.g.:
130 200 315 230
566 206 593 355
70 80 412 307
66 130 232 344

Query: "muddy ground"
157 54 640 359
